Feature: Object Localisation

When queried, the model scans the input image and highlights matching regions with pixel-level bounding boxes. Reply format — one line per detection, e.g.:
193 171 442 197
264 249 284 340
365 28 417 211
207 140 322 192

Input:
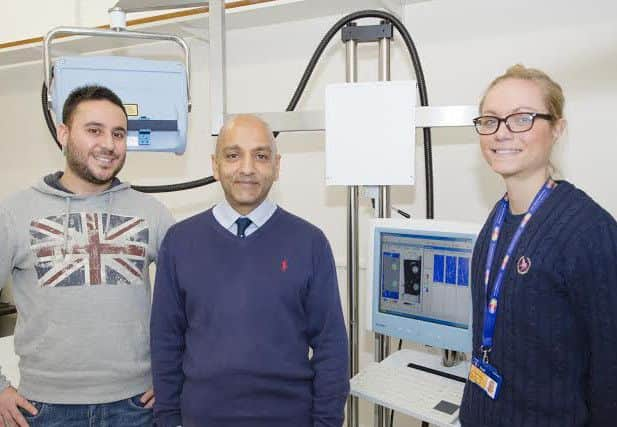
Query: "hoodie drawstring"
105 192 113 238
63 197 71 258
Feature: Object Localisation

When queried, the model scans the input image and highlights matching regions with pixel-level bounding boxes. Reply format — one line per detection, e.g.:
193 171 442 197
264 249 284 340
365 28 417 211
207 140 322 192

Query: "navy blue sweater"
151 207 349 427
460 181 617 427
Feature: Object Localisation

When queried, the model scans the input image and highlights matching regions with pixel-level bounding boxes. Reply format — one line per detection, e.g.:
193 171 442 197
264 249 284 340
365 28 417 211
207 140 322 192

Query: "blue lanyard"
480 179 556 362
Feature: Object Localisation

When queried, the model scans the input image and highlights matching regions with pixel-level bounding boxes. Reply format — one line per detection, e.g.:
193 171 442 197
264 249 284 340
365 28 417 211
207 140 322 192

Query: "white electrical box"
325 81 416 186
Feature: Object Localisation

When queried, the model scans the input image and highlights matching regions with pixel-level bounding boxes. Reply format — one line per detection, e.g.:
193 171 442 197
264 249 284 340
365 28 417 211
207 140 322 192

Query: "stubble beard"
65 143 126 186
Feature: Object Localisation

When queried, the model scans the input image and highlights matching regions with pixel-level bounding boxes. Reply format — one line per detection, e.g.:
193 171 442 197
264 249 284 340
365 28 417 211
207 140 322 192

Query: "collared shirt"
212 199 278 237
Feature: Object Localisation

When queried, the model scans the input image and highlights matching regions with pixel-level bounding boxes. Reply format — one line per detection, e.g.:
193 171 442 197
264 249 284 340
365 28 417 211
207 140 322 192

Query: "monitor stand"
442 348 465 367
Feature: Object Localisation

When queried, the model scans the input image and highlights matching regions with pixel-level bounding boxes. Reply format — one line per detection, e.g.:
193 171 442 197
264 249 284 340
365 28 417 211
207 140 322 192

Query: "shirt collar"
213 199 277 229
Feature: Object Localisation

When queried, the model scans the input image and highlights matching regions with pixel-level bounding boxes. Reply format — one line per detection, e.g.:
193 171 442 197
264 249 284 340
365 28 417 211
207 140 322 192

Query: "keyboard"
350 362 466 426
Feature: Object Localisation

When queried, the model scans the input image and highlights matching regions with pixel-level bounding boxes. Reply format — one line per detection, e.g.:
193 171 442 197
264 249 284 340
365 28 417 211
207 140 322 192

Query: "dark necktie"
235 217 252 238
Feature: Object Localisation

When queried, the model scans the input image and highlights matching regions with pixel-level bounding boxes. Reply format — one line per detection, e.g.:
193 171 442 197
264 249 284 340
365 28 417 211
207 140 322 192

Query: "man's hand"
140 388 155 409
0 386 37 427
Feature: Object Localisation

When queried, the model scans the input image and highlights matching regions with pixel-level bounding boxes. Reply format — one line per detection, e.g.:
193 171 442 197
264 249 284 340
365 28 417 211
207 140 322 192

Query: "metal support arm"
43 26 192 111
111 0 208 13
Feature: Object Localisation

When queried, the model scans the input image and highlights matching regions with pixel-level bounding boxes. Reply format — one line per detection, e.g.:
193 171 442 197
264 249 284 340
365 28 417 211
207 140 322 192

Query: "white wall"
0 0 198 44
1 1 117 43
1 1 616 426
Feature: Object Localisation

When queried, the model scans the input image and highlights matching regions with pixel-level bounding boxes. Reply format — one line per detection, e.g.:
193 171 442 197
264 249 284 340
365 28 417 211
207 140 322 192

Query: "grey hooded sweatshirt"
0 174 174 404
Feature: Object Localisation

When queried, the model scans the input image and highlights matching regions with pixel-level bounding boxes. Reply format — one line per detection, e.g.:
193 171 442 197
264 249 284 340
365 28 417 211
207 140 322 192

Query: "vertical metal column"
208 0 226 134
374 27 392 427
345 31 360 427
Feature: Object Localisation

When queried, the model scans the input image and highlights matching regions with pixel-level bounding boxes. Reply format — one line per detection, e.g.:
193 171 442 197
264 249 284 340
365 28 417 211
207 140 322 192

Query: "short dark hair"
62 85 127 125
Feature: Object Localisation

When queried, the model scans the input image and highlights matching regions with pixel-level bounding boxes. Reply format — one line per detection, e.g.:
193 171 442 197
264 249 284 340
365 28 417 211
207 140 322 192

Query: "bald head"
215 114 276 158
211 114 281 215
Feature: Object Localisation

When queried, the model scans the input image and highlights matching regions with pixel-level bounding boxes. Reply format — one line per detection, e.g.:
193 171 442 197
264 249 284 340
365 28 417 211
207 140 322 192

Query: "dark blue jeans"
19 394 153 427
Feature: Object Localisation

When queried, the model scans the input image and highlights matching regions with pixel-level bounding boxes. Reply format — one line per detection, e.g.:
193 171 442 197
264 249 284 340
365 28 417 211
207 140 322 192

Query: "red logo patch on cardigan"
517 256 531 275
281 259 288 272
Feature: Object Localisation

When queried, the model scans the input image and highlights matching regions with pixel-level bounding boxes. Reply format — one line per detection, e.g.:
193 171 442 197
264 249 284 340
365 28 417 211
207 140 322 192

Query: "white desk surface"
351 348 470 427
0 336 19 386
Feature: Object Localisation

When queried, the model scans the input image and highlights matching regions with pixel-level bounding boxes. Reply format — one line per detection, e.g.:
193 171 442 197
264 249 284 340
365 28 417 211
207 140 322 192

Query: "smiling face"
57 99 127 194
212 115 280 215
479 78 564 181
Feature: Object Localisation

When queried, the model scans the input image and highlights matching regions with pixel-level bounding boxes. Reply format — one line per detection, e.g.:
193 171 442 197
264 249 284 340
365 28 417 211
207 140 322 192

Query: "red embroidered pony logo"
281 259 288 272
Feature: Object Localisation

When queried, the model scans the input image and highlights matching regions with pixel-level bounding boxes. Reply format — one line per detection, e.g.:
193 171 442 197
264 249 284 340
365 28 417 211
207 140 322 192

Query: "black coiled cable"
280 9 434 219
42 9 434 219
41 83 62 151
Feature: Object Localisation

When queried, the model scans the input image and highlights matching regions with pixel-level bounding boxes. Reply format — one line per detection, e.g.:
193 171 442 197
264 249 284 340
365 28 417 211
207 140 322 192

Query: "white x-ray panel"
325 81 416 186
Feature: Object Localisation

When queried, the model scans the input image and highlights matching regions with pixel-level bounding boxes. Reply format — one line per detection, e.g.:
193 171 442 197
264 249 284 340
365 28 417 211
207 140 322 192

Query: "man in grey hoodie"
0 85 174 427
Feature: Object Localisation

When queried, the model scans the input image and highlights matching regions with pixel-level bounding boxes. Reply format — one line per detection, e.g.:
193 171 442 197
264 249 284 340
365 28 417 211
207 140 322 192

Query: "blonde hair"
480 64 565 120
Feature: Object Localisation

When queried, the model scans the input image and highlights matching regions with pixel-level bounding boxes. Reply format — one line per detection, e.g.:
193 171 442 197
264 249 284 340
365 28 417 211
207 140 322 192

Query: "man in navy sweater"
150 114 350 427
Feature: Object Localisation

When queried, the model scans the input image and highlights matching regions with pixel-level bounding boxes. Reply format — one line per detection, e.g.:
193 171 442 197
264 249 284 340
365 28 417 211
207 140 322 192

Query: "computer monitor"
367 219 480 353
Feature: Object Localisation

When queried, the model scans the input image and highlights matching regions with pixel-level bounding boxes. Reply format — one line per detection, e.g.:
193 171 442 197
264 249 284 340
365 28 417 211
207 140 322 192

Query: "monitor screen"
369 219 479 352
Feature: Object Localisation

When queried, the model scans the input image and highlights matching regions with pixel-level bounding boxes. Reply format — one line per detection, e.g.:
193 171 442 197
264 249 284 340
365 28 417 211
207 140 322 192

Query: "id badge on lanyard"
468 179 556 400
469 356 502 399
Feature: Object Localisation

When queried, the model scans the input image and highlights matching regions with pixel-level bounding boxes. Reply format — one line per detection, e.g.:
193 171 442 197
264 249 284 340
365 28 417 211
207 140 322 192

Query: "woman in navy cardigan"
460 64 617 427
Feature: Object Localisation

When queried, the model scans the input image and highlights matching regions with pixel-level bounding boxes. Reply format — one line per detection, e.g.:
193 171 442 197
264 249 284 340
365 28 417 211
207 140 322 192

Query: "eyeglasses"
473 112 554 135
